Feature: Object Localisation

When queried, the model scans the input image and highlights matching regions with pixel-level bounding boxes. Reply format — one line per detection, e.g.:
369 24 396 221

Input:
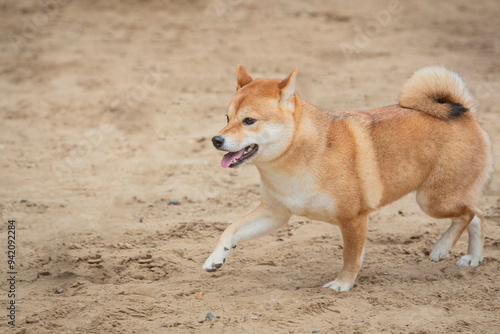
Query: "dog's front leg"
203 202 290 272
323 214 368 291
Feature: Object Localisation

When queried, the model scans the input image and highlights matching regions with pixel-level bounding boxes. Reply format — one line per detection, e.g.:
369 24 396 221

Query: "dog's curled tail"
399 66 476 120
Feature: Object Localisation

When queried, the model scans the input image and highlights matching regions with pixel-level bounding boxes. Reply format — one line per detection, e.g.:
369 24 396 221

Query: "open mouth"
221 144 259 168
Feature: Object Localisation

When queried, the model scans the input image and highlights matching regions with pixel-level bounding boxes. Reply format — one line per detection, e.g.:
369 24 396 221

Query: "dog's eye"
226 115 229 123
242 117 256 125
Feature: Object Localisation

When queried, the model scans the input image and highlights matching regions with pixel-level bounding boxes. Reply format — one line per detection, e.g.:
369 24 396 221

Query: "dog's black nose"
212 136 225 149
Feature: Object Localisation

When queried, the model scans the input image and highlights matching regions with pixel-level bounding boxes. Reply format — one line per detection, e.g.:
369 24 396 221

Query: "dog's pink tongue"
221 149 245 168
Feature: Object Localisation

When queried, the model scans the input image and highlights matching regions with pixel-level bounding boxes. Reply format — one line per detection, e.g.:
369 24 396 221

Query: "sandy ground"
1 0 500 333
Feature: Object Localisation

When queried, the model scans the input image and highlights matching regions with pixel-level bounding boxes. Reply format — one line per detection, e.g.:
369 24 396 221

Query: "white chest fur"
260 170 336 222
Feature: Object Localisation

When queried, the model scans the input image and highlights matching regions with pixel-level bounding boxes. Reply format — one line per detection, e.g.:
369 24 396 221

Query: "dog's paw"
323 279 353 292
456 254 482 267
429 244 449 262
202 246 230 272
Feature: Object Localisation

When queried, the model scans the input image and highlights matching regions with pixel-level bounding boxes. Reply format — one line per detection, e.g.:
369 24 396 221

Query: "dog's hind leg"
456 210 484 266
323 213 368 292
428 210 476 263
203 202 290 272
417 189 483 266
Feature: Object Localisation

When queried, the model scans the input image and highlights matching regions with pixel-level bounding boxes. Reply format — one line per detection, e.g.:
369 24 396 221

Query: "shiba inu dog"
203 65 492 291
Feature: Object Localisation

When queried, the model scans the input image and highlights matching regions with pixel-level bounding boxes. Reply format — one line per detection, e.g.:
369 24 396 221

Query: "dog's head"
212 65 298 168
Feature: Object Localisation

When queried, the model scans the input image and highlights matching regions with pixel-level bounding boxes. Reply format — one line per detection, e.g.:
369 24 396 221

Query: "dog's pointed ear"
236 65 253 90
278 68 298 111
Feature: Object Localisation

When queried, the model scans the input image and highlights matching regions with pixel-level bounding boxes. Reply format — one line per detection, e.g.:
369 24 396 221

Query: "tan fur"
203 66 493 291
343 117 383 209
399 66 476 119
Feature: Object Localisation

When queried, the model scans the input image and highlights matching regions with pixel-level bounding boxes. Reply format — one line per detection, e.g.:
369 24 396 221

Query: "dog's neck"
254 96 331 177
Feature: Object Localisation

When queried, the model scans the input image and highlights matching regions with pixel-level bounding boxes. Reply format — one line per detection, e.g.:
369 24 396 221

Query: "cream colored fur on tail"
399 66 476 119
